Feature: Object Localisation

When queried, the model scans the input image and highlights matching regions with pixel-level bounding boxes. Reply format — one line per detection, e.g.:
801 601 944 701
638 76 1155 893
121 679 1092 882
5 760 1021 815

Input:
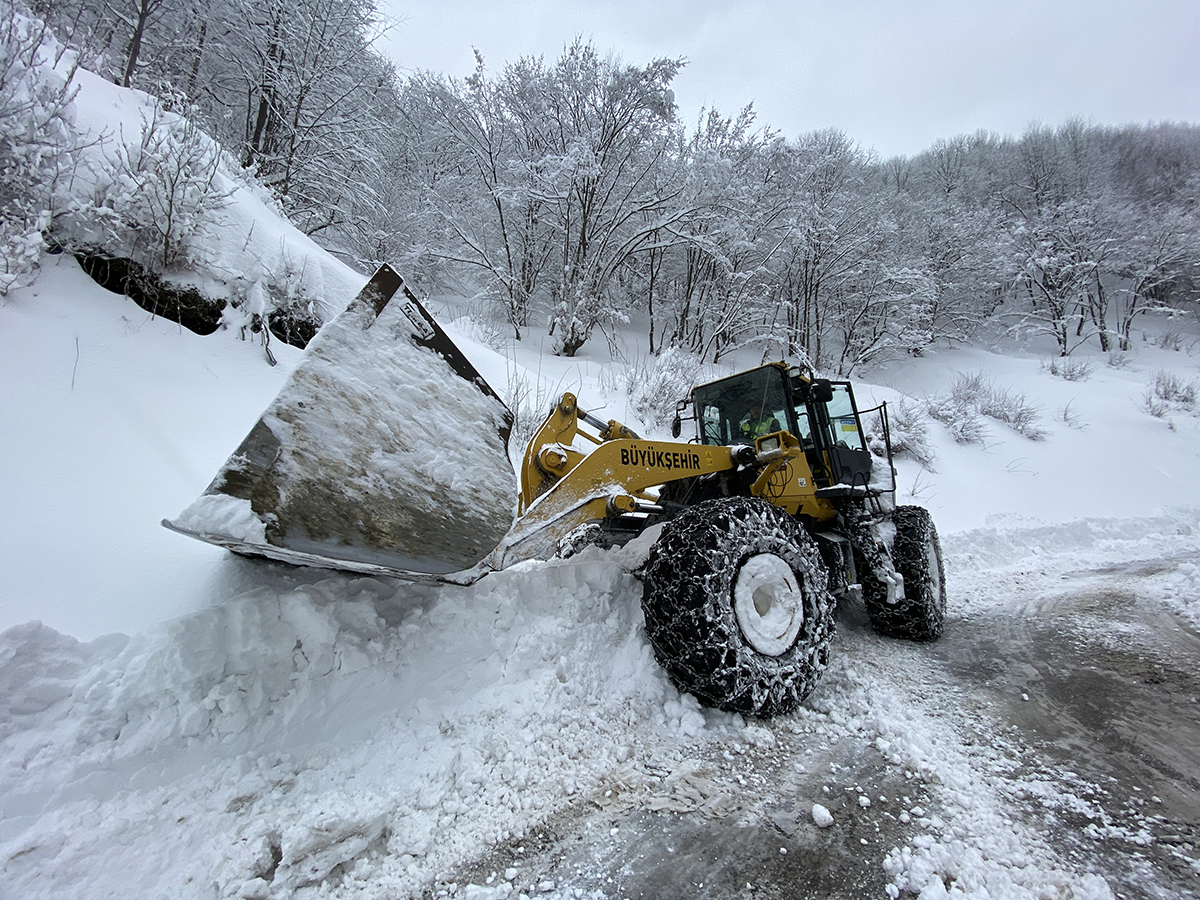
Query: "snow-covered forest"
8 0 1200 366
4 3 1200 900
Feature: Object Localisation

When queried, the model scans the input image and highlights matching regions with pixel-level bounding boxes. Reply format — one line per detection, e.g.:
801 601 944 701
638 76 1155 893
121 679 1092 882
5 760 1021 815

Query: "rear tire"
641 497 835 717
861 505 945 642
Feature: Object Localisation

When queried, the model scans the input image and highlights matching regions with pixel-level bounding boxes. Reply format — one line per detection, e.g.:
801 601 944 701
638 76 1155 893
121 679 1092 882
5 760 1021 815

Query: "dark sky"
377 0 1200 158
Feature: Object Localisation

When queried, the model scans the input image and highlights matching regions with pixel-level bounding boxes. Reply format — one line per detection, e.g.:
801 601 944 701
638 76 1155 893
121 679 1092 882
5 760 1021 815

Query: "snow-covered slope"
63 63 365 322
859 342 1200 536
0 256 302 638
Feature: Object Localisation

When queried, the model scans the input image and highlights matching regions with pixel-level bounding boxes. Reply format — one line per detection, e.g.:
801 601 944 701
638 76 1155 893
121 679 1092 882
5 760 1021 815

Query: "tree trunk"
121 0 159 87
244 16 284 171
186 20 207 99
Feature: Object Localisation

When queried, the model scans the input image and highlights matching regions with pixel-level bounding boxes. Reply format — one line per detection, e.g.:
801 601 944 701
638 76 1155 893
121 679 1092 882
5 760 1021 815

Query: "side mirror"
811 379 834 404
671 414 682 438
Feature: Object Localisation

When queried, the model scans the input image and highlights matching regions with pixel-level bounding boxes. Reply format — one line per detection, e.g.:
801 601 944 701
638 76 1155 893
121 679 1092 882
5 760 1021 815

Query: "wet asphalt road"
442 560 1200 899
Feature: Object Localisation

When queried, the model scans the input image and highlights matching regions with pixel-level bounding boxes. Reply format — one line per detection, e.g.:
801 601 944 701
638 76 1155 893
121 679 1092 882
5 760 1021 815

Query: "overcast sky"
375 0 1200 159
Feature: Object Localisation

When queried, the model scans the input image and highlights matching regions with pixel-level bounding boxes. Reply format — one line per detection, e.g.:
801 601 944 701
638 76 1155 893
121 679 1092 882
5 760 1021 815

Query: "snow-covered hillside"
4 50 1200 900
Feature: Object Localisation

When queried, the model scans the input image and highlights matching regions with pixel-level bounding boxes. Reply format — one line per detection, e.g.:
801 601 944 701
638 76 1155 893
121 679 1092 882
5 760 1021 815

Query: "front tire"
860 505 946 642
641 497 835 717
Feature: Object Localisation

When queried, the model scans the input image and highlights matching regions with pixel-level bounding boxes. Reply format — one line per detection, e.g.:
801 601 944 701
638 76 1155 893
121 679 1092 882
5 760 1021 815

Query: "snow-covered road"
3 511 1198 899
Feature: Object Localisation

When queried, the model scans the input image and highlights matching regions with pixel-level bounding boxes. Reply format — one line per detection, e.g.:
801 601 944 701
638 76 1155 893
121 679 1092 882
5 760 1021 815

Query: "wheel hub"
733 553 805 656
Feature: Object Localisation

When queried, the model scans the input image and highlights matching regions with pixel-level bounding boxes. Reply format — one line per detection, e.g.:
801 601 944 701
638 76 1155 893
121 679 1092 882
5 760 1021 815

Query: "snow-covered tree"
658 106 786 362
66 97 228 270
529 41 686 356
408 40 688 356
395 59 558 340
773 129 883 371
0 8 78 293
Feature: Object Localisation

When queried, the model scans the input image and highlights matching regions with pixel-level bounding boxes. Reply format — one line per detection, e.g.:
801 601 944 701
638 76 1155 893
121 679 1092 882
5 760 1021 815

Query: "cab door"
821 382 872 488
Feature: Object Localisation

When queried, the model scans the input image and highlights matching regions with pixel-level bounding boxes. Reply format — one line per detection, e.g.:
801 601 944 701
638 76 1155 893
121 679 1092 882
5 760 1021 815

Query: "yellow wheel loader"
167 266 946 717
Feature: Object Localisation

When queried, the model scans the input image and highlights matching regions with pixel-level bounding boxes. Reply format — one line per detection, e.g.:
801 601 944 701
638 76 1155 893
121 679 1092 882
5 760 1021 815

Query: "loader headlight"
758 435 780 454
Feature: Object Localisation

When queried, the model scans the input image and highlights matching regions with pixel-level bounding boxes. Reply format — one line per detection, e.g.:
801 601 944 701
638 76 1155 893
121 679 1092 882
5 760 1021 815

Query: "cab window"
826 383 866 451
692 368 791 445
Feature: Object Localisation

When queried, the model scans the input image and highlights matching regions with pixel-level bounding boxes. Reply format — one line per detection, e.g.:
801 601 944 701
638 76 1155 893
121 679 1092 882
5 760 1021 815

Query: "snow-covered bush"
1042 356 1094 381
1106 350 1133 370
220 250 333 351
927 371 1045 442
926 373 989 444
978 384 1046 440
868 398 936 469
600 346 710 431
926 392 987 444
1057 400 1087 430
62 99 230 271
1144 370 1198 418
1152 328 1189 352
0 10 78 294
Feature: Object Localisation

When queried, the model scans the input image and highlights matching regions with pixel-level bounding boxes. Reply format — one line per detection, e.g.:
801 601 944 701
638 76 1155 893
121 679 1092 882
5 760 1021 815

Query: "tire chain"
858 505 946 642
642 496 836 717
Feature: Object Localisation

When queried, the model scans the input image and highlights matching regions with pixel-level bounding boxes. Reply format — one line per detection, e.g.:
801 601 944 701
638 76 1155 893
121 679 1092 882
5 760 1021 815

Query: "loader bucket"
164 264 517 581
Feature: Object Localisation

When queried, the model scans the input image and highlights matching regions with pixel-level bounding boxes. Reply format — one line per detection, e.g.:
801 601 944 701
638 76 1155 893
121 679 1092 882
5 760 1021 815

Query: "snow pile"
0 547 725 898
943 507 1200 625
1156 560 1200 628
5 539 1144 900
172 494 268 543
0 622 128 743
945 509 1200 571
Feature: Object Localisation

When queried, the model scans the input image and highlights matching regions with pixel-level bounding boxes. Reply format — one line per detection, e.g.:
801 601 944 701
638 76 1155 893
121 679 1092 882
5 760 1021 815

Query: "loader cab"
689 364 874 491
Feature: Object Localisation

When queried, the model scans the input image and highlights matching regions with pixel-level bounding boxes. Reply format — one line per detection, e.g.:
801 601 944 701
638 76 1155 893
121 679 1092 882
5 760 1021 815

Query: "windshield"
692 367 790 445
